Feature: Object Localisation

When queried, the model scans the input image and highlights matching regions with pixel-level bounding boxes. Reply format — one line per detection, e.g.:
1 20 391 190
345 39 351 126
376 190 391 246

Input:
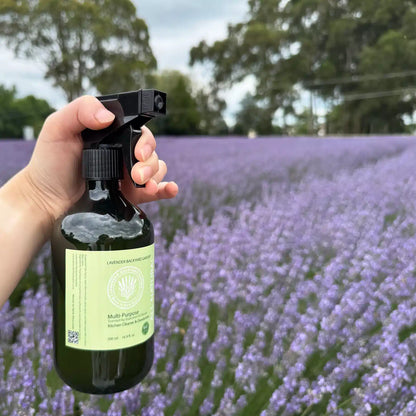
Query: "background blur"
2 0 416 138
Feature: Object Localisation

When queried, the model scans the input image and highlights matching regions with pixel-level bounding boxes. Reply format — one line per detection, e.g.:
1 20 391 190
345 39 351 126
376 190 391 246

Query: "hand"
121 125 178 205
22 95 178 225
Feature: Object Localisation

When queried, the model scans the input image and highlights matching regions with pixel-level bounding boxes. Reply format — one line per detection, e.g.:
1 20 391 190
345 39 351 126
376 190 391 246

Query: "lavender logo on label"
107 266 144 310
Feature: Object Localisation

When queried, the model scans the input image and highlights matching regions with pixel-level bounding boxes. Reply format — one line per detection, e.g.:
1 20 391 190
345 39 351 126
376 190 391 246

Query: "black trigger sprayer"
81 89 167 187
50 89 166 394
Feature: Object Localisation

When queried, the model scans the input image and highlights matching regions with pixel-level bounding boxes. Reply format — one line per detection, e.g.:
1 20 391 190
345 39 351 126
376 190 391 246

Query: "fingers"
132 159 167 186
121 154 178 204
121 180 179 205
134 126 156 161
130 126 159 185
155 181 179 200
140 181 179 202
131 151 159 185
40 95 115 142
152 160 167 184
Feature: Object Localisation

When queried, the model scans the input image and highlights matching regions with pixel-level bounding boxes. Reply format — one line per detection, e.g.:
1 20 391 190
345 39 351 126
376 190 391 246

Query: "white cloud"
0 46 67 108
136 0 253 124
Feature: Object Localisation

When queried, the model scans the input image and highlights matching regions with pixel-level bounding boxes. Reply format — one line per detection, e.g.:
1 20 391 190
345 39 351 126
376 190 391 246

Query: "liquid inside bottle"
50 147 154 394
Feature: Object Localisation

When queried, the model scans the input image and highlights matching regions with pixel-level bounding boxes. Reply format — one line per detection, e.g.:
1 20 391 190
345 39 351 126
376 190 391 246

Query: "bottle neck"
86 179 120 191
85 179 121 201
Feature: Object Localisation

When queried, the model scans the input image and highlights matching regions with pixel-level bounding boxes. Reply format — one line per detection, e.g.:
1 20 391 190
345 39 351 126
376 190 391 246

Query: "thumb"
40 95 115 142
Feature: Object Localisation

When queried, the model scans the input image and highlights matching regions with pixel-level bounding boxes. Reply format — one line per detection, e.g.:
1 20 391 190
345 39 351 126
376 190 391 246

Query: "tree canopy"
233 93 275 135
0 0 156 101
0 85 54 138
150 70 228 135
190 0 416 134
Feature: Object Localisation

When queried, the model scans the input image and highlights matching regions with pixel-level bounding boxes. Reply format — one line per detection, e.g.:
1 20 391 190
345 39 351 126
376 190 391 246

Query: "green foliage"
0 85 54 138
303 345 341 382
233 93 275 135
291 109 320 136
150 70 201 135
398 322 416 342
194 88 229 135
8 268 41 308
0 86 20 138
0 0 156 101
149 70 228 135
191 0 416 134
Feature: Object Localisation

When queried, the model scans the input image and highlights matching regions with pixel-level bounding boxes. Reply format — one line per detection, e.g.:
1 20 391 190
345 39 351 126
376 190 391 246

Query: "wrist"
0 168 55 307
4 169 55 239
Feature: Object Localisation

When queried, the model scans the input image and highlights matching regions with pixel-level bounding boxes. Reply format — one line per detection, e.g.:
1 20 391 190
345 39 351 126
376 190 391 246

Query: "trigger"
130 128 144 188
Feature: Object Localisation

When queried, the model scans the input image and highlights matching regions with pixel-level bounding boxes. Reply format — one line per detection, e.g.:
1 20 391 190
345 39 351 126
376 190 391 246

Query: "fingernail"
140 144 153 161
138 165 153 183
94 108 115 123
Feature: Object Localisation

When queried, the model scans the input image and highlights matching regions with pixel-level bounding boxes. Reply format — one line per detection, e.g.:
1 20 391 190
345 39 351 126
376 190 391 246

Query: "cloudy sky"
0 0 252 124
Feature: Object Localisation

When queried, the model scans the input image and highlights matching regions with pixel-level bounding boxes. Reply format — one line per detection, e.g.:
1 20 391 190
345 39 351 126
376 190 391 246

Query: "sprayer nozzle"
141 89 167 115
97 89 166 118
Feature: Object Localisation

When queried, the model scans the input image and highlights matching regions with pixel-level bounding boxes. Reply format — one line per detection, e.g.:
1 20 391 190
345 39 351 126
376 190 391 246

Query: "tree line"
0 70 229 138
1 0 416 137
190 0 416 135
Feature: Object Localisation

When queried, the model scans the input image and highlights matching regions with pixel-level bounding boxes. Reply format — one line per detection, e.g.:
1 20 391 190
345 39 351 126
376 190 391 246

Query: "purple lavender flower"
2 137 416 414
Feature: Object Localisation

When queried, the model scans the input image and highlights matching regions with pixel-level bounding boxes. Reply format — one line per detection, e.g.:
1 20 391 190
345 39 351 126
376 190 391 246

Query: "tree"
149 70 228 135
149 71 201 135
0 85 54 138
190 0 416 134
233 93 275 135
0 0 156 101
194 88 228 136
326 28 416 133
291 109 320 136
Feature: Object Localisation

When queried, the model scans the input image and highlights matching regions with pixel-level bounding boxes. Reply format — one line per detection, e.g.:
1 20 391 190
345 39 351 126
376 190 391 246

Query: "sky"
0 0 252 125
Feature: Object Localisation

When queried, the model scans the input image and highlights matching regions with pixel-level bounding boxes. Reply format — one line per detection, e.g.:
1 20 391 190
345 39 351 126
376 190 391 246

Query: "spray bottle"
50 89 166 394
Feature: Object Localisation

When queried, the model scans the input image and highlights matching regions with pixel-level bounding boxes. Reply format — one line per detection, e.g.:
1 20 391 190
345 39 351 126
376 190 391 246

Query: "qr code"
67 330 79 344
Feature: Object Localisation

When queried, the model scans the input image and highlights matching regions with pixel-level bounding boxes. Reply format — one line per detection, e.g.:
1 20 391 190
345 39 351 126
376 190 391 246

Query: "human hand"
21 95 178 227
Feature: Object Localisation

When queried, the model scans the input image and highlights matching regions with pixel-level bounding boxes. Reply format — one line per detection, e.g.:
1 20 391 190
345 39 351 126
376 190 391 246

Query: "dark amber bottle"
51 147 154 394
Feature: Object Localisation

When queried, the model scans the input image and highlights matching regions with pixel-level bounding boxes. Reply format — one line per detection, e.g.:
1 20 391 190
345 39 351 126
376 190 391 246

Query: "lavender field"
2 136 416 415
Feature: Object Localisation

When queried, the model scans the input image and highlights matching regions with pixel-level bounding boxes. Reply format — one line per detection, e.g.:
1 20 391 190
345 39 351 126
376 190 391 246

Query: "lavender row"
151 141 416 415
0 141 34 186
1 137 416 415
149 137 412 240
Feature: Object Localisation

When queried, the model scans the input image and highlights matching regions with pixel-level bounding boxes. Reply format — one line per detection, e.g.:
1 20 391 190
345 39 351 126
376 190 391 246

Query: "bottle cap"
82 146 123 180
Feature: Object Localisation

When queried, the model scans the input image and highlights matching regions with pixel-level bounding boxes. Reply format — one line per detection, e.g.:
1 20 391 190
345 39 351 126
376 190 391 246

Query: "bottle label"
65 245 154 351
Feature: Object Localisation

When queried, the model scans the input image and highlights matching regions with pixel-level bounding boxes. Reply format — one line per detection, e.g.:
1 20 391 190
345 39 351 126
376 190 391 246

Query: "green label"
65 245 154 351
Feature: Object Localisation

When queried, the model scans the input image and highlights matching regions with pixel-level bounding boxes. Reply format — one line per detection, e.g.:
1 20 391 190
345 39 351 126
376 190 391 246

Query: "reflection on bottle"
92 351 115 390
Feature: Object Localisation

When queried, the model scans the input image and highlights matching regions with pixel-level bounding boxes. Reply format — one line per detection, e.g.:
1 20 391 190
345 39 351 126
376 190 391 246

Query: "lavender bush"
1 136 416 415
